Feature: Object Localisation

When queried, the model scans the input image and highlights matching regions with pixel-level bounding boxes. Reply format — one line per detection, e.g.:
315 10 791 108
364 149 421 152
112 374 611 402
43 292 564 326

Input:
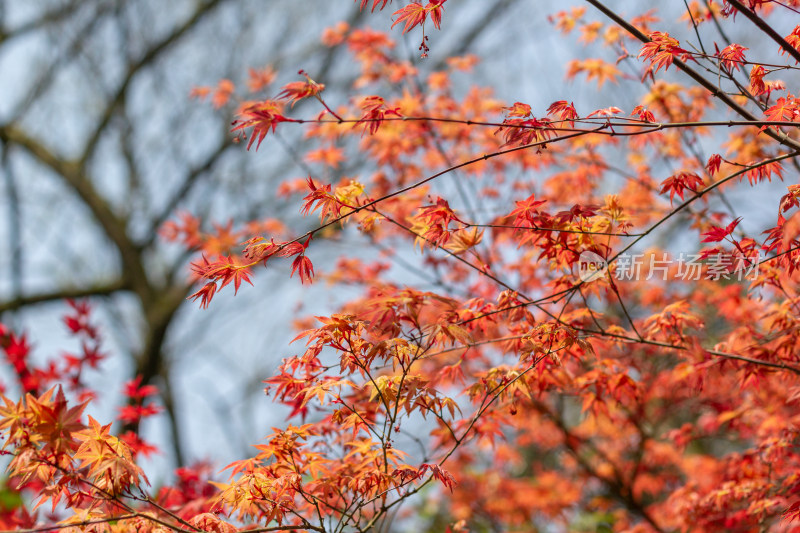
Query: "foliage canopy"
3 1 800 531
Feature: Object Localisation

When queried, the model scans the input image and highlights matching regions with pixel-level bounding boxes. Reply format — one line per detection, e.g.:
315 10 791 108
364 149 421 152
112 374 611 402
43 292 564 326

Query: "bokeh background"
0 0 790 483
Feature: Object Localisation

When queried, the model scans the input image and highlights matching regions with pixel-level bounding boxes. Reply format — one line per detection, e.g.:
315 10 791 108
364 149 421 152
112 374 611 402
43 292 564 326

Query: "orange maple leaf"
638 32 688 73
231 100 292 150
277 71 325 107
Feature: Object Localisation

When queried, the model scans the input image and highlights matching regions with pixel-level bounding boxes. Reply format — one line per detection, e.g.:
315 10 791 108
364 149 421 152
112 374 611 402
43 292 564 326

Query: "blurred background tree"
0 0 527 471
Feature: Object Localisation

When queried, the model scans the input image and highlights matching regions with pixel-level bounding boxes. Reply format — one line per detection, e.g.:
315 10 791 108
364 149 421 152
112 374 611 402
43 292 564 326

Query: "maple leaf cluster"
6 2 800 532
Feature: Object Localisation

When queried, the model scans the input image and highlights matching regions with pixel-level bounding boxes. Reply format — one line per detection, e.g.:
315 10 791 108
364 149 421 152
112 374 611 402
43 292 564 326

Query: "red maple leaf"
357 0 391 12
701 217 742 243
716 43 748 72
189 282 217 309
291 255 315 284
124 376 159 400
508 194 547 226
392 2 427 34
638 32 688 73
706 154 722 176
277 71 325 107
391 1 446 34
631 105 656 122
547 100 578 127
357 95 402 136
660 171 705 203
231 100 292 150
762 95 799 130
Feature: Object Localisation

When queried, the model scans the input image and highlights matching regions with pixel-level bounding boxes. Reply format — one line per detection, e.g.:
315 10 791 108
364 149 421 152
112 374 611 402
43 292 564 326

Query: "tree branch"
0 280 127 314
725 0 800 64
78 0 231 168
584 0 800 152
0 125 152 301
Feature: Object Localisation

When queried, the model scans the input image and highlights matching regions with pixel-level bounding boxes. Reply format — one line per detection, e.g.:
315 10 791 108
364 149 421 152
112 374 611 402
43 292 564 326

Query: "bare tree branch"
0 281 127 314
